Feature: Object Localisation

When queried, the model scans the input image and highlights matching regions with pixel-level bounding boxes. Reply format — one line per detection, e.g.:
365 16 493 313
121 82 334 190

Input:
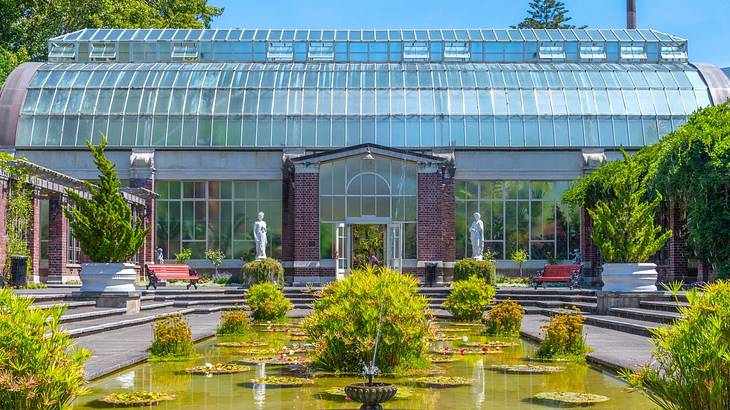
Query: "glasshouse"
1 28 729 285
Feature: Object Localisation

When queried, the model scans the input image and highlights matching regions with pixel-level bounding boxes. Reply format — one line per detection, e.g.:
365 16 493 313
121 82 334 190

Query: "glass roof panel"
402 30 415 40
467 30 482 41
507 30 524 41
91 29 111 41
350 30 362 41
63 31 84 41
415 30 428 40
428 30 442 40
268 30 282 41
362 30 375 40
455 30 469 40
160 30 175 40
520 30 536 41
534 30 550 41
604 30 624 41
495 30 510 41
627 30 645 41
481 30 496 41
173 30 189 40
546 29 564 41
253 30 267 40
310 30 322 41
586 30 604 41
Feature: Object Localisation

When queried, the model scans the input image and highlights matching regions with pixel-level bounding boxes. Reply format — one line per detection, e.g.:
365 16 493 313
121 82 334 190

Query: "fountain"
344 306 398 410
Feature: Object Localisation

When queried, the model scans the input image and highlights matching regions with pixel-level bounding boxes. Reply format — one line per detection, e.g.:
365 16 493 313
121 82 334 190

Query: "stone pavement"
520 314 655 372
76 311 221 380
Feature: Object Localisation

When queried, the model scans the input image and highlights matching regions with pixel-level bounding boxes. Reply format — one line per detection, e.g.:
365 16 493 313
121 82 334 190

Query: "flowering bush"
174 248 192 264
483 299 523 336
0 289 90 409
205 248 225 273
149 314 195 360
217 309 250 336
242 258 284 286
453 258 496 284
246 283 292 322
535 308 590 361
444 275 496 322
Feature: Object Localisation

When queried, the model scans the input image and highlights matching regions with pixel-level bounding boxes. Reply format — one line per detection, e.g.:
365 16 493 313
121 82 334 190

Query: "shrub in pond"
242 258 284 285
216 309 251 335
453 258 496 284
301 266 434 373
101 391 176 406
535 308 590 361
0 289 91 409
247 282 292 321
483 299 523 336
621 281 730 410
149 313 195 360
443 275 496 322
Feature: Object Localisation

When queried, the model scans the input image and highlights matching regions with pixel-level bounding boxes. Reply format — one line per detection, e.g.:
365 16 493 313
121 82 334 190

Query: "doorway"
334 221 403 279
350 224 385 269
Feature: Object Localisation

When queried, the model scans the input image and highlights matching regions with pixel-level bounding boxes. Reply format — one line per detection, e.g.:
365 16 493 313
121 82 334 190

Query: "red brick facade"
286 171 322 279
47 193 68 284
417 171 456 280
28 190 41 281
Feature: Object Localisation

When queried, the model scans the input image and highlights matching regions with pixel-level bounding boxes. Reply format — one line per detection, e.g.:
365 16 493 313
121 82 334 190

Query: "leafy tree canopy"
512 0 586 29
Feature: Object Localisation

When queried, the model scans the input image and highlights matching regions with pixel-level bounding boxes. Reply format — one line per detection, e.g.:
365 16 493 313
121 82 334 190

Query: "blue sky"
211 0 729 67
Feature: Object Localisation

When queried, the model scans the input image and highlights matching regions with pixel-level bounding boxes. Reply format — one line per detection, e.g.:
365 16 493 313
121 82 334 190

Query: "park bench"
145 264 200 290
533 264 582 289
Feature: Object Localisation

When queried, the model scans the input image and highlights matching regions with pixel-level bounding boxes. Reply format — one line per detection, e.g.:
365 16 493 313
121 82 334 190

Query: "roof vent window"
171 43 199 61
89 43 116 61
579 45 606 60
403 43 429 61
620 45 647 60
267 42 294 61
308 43 334 61
48 43 76 62
660 45 687 60
443 42 470 60
539 44 566 59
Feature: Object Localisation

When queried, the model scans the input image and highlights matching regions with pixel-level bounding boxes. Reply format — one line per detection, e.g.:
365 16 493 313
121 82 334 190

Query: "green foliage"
174 248 192 264
453 258 496 284
653 103 730 277
149 313 195 360
0 0 224 60
512 0 586 29
0 153 33 283
351 224 384 268
64 136 148 263
444 275 496 322
246 283 291 322
216 309 250 336
205 248 225 267
301 266 434 373
621 280 730 409
588 153 671 263
484 300 524 336
242 258 284 285
0 46 28 88
0 289 91 409
510 249 529 277
535 308 590 361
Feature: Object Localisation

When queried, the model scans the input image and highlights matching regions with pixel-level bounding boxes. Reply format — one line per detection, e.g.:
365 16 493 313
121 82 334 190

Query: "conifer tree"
513 0 586 29
64 136 148 262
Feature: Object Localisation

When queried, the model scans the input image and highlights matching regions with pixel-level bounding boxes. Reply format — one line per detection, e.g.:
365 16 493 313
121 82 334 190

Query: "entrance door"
386 223 403 272
335 223 347 280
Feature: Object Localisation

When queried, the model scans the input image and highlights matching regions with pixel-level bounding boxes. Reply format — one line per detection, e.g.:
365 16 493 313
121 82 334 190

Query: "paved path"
520 314 655 372
75 311 221 381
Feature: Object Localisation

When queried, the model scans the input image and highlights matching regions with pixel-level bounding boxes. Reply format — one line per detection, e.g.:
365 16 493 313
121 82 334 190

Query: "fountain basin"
345 383 397 410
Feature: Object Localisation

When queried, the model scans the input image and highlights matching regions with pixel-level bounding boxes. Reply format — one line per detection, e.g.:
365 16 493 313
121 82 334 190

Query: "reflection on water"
71 323 653 409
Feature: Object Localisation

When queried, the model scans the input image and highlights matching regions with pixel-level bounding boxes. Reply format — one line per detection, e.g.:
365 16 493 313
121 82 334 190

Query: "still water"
71 323 654 409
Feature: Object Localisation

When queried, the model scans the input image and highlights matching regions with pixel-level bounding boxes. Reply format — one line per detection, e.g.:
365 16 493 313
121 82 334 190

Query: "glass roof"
15 62 710 149
50 28 686 43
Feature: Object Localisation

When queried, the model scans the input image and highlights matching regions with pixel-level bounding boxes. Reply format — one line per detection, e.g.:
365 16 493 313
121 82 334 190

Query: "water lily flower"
462 336 468 342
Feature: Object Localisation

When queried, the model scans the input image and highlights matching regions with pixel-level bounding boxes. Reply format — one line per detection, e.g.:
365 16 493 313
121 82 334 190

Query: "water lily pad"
245 376 314 387
534 392 610 406
185 363 251 375
460 341 519 348
101 391 175 406
236 356 308 366
490 364 566 374
426 355 461 363
320 386 413 400
431 347 503 355
407 376 473 388
216 341 268 348
435 328 471 333
427 335 459 341
383 366 446 377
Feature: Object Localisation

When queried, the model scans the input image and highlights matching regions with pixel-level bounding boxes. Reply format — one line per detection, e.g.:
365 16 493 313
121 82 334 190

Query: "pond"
71 322 652 409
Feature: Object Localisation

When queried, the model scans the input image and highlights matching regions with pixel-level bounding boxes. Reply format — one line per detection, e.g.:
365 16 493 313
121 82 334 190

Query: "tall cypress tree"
512 0 586 29
64 136 148 263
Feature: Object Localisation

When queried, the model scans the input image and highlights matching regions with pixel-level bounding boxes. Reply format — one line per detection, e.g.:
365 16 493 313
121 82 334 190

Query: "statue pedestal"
596 291 664 315
70 291 141 314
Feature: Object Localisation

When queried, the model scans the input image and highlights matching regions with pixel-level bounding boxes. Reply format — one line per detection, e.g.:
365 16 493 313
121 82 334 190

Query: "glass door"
335 223 347 280
386 223 403 272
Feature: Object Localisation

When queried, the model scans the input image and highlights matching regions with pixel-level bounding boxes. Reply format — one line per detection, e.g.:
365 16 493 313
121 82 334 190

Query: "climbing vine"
0 152 33 284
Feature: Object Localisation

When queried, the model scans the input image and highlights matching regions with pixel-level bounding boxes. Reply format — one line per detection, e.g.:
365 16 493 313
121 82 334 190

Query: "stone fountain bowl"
345 383 397 409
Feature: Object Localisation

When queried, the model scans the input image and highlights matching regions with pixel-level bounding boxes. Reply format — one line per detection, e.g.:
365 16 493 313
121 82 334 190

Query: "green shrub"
149 314 195 360
0 289 90 409
302 266 434 373
453 258 496 284
484 299 523 336
246 283 292 322
535 308 590 361
217 309 250 336
621 281 730 409
444 275 496 321
175 248 192 264
242 258 284 285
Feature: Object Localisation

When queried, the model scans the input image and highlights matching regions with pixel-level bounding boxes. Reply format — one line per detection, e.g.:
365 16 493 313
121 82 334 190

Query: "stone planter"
601 262 658 292
344 383 397 410
79 262 137 293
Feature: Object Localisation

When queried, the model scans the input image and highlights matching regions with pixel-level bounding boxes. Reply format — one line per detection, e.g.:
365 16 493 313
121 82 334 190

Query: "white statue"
253 211 268 260
156 248 164 264
470 212 485 260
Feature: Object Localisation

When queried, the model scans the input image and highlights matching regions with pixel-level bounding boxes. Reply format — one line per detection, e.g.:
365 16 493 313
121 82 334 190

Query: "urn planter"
79 262 137 293
600 262 658 292
345 383 397 410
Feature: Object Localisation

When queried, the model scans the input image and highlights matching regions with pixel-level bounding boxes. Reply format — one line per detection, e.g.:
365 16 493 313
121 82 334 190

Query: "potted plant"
205 248 225 275
64 137 148 293
510 249 528 277
588 157 671 292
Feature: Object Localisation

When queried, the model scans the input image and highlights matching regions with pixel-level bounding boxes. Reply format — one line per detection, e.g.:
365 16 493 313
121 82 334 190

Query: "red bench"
533 264 582 289
145 264 200 290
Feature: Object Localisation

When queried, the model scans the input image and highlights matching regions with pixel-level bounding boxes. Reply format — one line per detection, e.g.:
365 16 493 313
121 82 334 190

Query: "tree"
0 46 29 89
0 0 224 61
510 249 528 277
512 0 586 29
63 136 148 262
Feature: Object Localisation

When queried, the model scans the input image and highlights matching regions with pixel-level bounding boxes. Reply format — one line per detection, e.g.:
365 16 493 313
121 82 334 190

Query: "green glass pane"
234 181 257 199
320 224 334 259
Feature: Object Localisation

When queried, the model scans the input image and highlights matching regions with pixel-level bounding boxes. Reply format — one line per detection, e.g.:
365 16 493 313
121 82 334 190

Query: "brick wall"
281 166 295 263
28 191 41 281
47 194 67 284
417 172 455 264
290 172 323 278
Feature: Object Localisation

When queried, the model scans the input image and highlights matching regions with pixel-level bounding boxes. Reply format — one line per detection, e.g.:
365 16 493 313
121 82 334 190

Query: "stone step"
142 288 245 296
534 300 596 313
609 307 682 325
173 299 247 307
495 294 597 303
22 293 68 303
639 300 689 312
582 314 659 337
33 300 97 310
140 301 175 311
60 308 127 324
154 294 245 301
498 288 597 296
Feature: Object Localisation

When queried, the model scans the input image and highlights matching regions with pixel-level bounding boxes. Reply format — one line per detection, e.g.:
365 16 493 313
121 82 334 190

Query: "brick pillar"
28 189 41 283
0 180 7 278
130 149 156 271
281 164 295 264
47 193 68 284
667 202 688 282
291 171 321 281
418 171 454 281
580 208 600 282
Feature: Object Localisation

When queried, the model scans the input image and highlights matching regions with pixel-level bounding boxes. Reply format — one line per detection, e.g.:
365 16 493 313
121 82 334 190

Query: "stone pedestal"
596 291 664 315
71 291 141 314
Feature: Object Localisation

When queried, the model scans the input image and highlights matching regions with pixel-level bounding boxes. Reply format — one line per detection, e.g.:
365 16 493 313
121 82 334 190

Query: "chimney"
627 0 637 29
